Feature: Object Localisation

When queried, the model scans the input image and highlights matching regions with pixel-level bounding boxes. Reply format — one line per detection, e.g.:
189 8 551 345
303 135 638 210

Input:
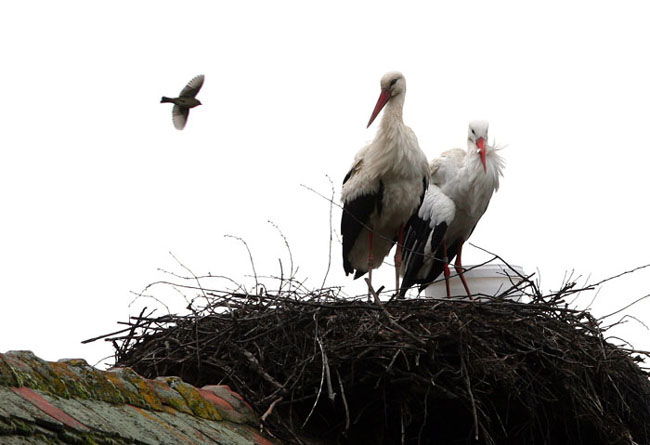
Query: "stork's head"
468 120 489 172
367 71 405 128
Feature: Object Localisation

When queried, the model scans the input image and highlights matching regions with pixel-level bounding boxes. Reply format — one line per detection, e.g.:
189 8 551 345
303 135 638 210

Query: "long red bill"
367 89 391 128
477 138 487 172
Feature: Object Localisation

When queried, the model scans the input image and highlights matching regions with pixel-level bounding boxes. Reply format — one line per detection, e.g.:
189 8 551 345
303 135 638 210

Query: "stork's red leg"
454 240 473 299
394 224 404 294
442 240 451 298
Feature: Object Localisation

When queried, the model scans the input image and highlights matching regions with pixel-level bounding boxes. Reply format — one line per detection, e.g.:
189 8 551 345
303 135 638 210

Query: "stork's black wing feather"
400 175 431 273
399 177 454 297
399 212 435 296
400 220 452 297
417 239 461 293
343 169 353 185
420 176 428 203
341 181 383 277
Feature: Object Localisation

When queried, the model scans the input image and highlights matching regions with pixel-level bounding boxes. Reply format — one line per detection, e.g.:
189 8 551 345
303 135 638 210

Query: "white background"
1 1 649 367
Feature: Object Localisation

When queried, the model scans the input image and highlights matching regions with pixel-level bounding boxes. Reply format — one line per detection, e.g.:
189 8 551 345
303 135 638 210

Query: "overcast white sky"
1 1 650 367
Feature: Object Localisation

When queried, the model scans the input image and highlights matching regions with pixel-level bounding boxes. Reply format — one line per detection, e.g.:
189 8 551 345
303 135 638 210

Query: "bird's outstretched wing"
172 105 190 130
399 185 455 296
179 74 205 98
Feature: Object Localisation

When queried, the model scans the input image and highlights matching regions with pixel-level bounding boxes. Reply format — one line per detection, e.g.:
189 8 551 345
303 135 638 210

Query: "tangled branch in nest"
90 270 650 445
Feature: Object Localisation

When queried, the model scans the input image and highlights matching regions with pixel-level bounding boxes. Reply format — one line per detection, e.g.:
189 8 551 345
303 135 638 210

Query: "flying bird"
399 121 504 298
341 71 429 294
160 74 205 130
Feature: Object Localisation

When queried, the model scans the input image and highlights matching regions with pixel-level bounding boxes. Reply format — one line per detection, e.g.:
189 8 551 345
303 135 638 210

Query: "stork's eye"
390 78 398 87
471 129 476 135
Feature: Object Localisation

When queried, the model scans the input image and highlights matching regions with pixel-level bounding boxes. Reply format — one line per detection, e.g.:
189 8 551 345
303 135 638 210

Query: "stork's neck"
364 91 427 182
379 93 405 133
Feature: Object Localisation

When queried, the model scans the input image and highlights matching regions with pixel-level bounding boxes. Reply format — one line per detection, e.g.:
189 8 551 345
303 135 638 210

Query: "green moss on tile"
58 429 86 444
84 370 127 405
0 417 15 434
78 433 100 445
10 417 37 435
104 371 147 407
112 368 162 411
3 351 72 398
171 380 222 421
149 378 192 414
0 354 20 387
2 352 49 392
48 362 94 400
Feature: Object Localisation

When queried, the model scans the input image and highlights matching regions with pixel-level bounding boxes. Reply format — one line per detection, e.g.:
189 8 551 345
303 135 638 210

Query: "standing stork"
341 72 429 294
399 121 504 298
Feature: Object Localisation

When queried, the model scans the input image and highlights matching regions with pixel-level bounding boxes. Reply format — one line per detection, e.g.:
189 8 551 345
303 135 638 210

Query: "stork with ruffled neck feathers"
399 121 504 298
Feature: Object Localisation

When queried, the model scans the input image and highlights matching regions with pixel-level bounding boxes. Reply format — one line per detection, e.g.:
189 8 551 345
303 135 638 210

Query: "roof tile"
0 351 276 444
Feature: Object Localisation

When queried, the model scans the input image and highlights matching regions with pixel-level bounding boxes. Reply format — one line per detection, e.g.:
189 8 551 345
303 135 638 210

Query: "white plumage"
406 185 456 283
400 120 505 297
341 72 429 291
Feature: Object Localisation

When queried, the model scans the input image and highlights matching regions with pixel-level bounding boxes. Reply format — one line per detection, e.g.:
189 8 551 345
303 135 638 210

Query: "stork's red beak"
477 138 487 172
367 89 391 128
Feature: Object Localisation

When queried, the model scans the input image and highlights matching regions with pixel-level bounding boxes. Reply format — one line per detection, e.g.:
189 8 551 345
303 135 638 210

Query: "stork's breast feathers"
375 177 426 225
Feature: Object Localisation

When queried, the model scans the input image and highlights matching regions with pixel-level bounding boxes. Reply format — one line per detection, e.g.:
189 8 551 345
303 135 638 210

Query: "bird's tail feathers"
160 96 173 103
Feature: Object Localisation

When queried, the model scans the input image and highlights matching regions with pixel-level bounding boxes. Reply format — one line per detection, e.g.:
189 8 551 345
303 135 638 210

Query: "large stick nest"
101 276 650 444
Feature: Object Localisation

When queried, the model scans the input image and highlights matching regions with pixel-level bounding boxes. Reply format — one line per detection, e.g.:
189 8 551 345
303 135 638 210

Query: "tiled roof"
0 350 276 444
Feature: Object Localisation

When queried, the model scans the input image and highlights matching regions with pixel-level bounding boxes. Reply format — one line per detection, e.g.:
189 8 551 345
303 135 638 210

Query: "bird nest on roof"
98 274 650 445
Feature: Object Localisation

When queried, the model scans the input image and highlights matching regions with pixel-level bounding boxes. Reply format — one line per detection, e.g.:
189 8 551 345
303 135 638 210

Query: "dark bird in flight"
160 74 205 130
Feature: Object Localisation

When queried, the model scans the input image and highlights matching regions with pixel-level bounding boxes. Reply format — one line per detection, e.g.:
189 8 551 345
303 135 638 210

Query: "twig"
366 278 425 346
418 385 431 445
128 290 171 314
82 326 135 344
336 368 351 431
267 220 294 285
239 348 285 392
318 337 336 403
600 293 650 320
168 251 208 305
224 234 259 291
320 174 335 290
591 263 650 288
302 340 326 428
261 396 284 423
460 346 479 441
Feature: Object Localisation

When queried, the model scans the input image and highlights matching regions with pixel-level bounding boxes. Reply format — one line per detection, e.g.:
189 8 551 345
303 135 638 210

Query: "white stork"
399 120 504 298
341 72 429 294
